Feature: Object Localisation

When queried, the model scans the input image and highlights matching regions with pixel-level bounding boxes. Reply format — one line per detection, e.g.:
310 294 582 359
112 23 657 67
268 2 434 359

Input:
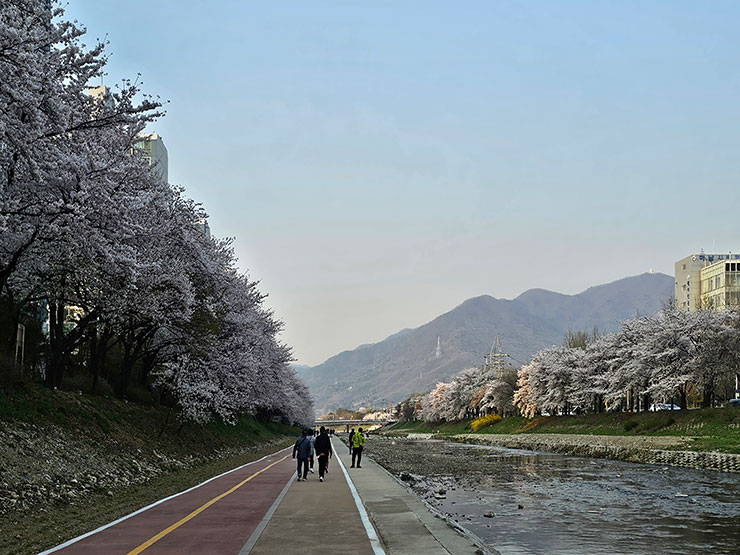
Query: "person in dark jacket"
348 428 355 455
292 429 312 481
313 426 333 482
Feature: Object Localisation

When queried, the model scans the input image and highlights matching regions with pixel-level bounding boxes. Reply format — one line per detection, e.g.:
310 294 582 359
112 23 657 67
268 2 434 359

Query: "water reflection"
418 442 739 554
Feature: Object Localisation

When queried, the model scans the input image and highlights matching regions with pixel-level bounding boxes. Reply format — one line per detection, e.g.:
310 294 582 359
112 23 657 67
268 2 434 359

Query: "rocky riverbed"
365 436 740 554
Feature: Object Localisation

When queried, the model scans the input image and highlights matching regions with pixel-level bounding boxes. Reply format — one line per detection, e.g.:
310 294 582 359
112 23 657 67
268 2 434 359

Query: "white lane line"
239 472 295 554
332 438 386 555
38 447 290 555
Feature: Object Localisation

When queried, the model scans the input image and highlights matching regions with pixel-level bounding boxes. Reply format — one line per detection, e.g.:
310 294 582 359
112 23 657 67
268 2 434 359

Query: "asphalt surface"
48 449 296 555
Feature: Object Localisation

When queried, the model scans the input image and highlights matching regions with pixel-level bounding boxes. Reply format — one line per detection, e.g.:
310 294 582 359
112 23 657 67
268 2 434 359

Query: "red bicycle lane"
46 447 296 555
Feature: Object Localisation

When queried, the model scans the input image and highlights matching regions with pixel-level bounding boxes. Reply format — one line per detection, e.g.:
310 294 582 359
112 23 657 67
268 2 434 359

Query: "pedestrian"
348 428 355 456
351 427 365 468
308 428 316 474
292 428 312 481
314 426 333 482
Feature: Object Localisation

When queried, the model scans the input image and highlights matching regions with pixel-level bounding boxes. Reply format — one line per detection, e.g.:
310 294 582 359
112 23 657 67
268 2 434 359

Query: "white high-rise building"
194 219 211 239
88 84 114 110
87 87 169 183
134 133 168 183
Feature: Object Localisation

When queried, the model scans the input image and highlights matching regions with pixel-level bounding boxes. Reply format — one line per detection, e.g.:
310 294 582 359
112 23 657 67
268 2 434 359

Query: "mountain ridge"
303 272 674 413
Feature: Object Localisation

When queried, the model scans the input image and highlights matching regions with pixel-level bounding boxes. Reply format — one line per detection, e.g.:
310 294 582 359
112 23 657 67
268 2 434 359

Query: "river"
364 437 740 555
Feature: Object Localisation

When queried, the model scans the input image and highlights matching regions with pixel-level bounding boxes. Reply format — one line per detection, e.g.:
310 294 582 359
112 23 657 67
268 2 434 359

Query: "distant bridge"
314 419 397 431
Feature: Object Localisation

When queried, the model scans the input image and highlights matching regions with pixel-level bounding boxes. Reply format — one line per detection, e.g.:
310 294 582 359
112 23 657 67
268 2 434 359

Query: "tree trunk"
701 381 713 408
47 301 66 388
679 386 688 410
158 405 172 439
117 341 134 397
90 328 112 394
139 352 157 387
89 327 98 393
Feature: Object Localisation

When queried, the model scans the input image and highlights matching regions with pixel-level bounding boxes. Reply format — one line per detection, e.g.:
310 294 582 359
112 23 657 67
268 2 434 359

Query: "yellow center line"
127 454 291 555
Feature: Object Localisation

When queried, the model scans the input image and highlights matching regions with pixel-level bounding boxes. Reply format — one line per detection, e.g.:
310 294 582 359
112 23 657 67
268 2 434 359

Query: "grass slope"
388 408 740 453
0 383 298 554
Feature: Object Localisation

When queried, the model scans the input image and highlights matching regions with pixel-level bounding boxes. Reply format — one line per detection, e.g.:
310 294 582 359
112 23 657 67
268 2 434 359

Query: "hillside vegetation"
388 407 740 454
0 382 297 555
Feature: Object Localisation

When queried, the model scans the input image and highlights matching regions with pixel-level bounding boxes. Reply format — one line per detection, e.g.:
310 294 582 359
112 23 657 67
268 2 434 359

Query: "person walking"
350 427 365 468
314 426 333 482
308 428 316 474
348 428 355 456
292 429 312 481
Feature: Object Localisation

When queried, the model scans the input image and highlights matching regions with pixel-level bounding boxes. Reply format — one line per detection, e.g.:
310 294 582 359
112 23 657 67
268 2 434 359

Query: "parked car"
649 403 681 411
728 398 740 407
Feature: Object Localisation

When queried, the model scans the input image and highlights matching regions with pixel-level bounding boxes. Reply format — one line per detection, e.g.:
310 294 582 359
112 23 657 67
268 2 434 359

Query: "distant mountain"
291 364 312 374
302 273 674 414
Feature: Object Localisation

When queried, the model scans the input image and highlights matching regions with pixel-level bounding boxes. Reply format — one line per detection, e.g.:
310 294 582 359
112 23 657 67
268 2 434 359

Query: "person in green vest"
350 427 366 468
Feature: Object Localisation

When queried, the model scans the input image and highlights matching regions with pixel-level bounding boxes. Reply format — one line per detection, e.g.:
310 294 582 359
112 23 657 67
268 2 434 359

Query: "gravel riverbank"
364 436 740 554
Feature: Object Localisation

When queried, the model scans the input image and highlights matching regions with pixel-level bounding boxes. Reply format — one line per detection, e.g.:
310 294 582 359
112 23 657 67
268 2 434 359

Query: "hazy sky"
66 1 740 365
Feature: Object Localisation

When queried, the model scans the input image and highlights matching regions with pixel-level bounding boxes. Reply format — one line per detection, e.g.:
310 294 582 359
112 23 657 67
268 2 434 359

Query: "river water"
365 438 740 555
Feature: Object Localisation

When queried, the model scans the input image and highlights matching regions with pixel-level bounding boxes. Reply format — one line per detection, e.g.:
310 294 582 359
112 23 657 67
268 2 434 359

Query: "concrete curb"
369 454 499 555
338 436 497 555
449 434 740 473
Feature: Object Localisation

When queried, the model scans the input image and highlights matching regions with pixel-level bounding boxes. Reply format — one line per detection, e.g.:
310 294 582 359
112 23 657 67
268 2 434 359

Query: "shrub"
514 417 543 433
471 414 502 432
623 420 638 432
91 376 114 398
642 416 676 432
61 372 92 393
124 383 156 406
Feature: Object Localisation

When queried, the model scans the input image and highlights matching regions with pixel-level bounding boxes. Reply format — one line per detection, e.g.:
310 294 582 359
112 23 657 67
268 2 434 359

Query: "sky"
65 1 740 366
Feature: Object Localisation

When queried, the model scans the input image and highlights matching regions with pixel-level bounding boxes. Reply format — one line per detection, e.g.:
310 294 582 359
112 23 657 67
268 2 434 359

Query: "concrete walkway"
332 437 485 555
246 444 375 555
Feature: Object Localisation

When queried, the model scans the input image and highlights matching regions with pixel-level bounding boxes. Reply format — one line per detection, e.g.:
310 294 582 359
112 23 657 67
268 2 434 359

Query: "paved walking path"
332 438 484 555
41 436 486 554
247 440 375 555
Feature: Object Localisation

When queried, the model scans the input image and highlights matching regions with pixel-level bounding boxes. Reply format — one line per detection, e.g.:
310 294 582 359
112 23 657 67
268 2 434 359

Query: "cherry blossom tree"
0 0 314 426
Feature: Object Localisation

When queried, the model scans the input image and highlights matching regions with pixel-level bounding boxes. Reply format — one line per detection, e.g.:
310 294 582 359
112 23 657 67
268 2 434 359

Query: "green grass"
387 408 740 453
0 382 296 457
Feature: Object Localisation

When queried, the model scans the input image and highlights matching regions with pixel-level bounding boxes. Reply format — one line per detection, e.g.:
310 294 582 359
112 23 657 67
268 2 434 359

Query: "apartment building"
675 252 740 311
134 133 169 183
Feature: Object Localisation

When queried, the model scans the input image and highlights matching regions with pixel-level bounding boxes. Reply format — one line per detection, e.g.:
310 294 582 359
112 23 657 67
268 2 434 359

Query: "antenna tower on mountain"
484 334 508 379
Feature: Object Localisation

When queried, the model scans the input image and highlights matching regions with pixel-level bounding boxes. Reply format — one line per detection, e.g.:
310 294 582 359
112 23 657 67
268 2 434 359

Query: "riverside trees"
0 0 313 426
516 307 740 416
409 306 739 423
